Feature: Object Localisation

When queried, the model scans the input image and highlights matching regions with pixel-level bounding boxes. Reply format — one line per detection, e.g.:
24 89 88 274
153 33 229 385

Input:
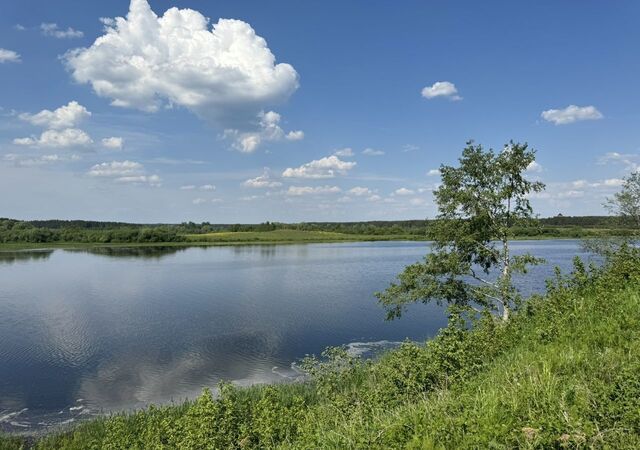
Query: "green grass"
2 227 632 251
184 229 422 243
3 247 640 449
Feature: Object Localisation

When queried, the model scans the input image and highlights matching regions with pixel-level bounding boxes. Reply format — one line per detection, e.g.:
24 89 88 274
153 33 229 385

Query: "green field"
184 229 421 243
3 247 639 449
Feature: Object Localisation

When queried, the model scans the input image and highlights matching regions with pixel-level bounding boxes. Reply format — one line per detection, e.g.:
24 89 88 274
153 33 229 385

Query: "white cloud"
394 187 415 196
65 0 299 144
200 184 216 191
19 101 90 129
14 24 26 31
286 130 304 141
243 169 282 188
572 180 588 188
282 156 356 179
362 148 384 156
334 147 354 157
192 197 218 205
556 190 584 199
116 174 162 187
526 161 543 173
88 161 161 186
180 185 196 190
427 169 440 176
367 194 382 202
409 198 427 206
15 102 95 148
13 128 93 148
421 81 461 101
102 137 124 150
88 160 144 177
403 144 419 152
3 153 72 167
0 48 21 63
348 186 373 196
541 105 603 125
226 111 303 153
286 185 341 196
599 152 639 172
603 178 624 187
40 23 84 39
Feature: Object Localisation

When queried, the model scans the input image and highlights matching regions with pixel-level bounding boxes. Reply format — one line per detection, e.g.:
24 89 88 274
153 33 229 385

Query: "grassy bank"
1 228 635 251
0 230 423 251
3 248 639 448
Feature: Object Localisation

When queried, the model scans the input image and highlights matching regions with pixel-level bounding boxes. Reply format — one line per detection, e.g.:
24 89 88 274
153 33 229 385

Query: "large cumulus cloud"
65 0 300 150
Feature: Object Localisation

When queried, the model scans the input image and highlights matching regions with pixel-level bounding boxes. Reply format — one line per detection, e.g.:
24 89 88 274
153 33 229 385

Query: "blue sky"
1 0 639 223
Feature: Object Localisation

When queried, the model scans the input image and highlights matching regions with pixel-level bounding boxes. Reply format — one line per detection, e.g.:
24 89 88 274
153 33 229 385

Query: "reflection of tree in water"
0 250 53 265
231 245 279 258
65 246 188 260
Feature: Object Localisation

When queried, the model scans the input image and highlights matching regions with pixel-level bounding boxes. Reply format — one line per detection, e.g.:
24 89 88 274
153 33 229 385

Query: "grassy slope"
3 250 640 449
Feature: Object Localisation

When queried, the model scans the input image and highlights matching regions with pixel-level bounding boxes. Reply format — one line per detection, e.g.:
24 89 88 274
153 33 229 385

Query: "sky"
1 0 639 223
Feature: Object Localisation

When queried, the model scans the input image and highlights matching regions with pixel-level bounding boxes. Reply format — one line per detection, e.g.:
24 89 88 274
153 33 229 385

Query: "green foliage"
606 171 640 228
377 141 545 321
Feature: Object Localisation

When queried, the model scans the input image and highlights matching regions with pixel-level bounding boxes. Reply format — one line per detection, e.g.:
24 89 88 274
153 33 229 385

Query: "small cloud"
599 152 639 172
40 23 84 39
541 105 603 125
87 160 161 186
282 156 356 179
88 160 143 177
403 144 419 152
427 169 440 176
603 178 624 187
286 185 341 196
526 161 543 173
285 130 304 141
225 111 303 153
0 48 21 63
19 101 91 129
333 147 354 157
14 24 26 31
367 194 382 202
200 184 216 191
3 153 72 167
394 187 415 196
243 169 282 188
348 186 373 196
362 148 384 156
192 198 207 205
13 128 93 148
180 185 196 190
572 180 588 188
421 81 461 101
101 136 124 150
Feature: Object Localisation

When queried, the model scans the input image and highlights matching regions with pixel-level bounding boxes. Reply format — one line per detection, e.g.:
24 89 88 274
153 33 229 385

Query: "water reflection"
64 246 188 260
0 250 53 265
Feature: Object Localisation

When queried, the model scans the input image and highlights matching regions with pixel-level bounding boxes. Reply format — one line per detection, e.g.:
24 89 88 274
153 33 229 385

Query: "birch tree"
376 141 545 322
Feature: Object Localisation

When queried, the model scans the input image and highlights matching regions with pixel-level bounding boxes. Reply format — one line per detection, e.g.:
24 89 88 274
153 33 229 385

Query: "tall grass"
3 247 640 449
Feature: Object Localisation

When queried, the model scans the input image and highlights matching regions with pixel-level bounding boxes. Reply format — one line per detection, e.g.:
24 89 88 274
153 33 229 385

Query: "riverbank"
0 227 634 251
3 247 639 448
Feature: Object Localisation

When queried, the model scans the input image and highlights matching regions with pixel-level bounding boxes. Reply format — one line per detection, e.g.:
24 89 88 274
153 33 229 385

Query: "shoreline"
0 234 615 252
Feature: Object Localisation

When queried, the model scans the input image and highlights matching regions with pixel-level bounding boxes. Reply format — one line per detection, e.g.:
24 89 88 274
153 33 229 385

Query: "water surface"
0 240 591 431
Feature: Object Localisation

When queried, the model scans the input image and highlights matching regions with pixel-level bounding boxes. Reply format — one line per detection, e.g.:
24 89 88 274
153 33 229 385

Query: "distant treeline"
0 218 180 244
0 216 636 244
